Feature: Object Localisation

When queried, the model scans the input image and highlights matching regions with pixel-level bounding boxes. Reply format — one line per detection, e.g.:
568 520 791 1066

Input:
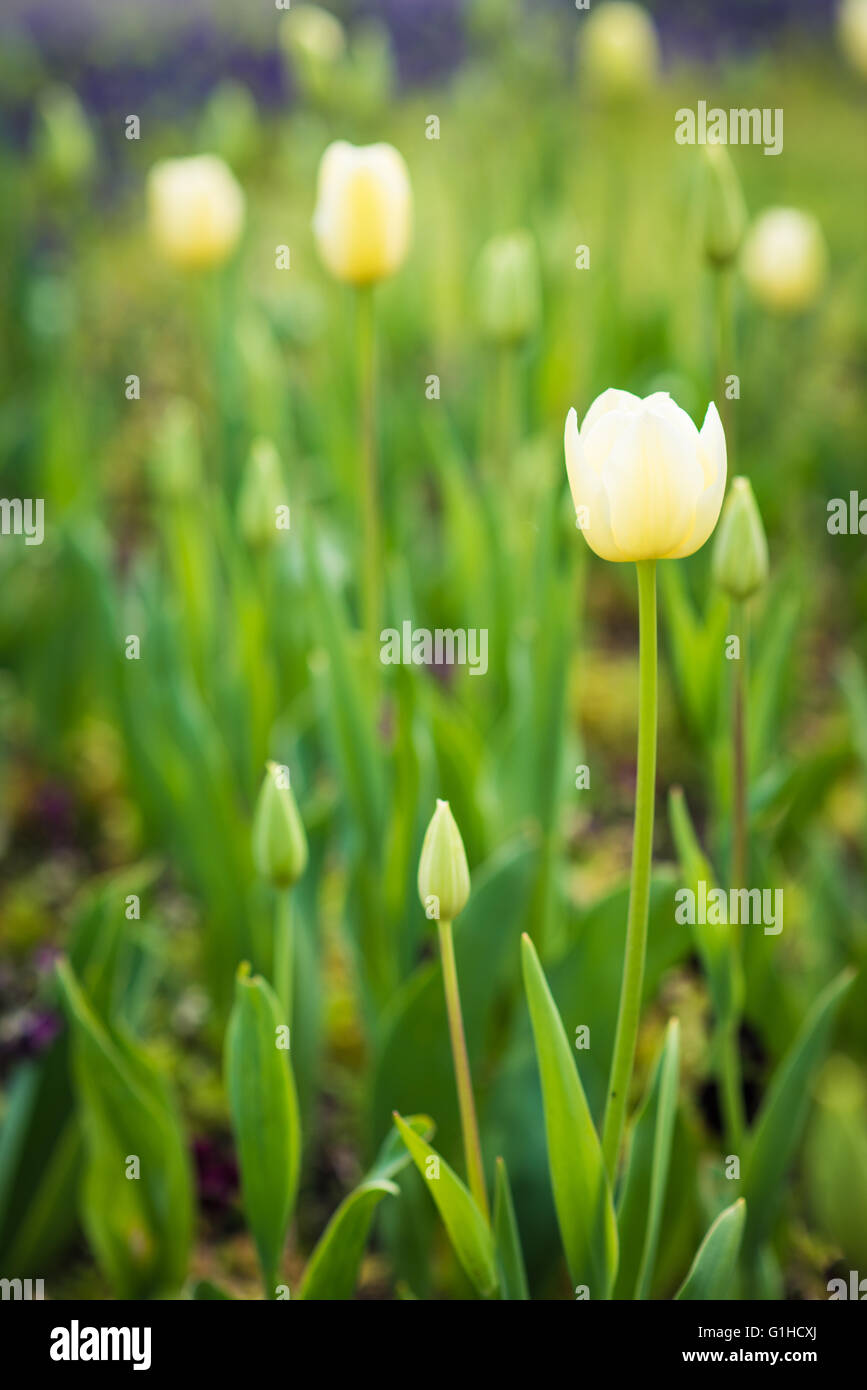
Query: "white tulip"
312 140 412 285
565 389 727 562
148 154 245 271
741 208 827 314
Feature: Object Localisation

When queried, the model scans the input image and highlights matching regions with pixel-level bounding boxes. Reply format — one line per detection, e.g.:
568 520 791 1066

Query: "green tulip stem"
602 559 658 1183
732 598 749 891
714 263 735 451
274 890 294 1033
357 283 381 649
719 595 749 1152
437 916 490 1223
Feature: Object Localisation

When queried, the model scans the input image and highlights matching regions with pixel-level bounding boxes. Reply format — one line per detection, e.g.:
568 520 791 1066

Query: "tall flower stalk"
418 799 489 1221
564 388 727 1180
312 139 412 646
602 557 657 1179
712 477 769 1148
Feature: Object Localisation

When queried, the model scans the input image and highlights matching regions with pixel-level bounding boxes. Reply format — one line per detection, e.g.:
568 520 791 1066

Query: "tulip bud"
418 800 470 923
838 0 867 79
252 762 308 889
147 155 245 272
702 146 746 268
238 439 286 550
476 231 542 345
150 397 202 500
35 84 95 187
712 477 769 601
198 81 258 170
579 2 660 101
741 208 827 314
312 140 412 286
280 4 346 102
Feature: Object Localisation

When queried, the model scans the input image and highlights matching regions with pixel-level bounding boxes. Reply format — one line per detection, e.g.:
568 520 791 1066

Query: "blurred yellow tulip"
838 0 867 78
147 154 245 271
579 2 660 100
312 140 412 285
741 207 827 313
565 389 726 562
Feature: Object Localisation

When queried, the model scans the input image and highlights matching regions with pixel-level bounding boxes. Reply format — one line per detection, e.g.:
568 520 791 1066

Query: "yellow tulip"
741 208 827 314
838 0 867 78
312 140 411 285
564 389 726 562
147 155 245 271
579 2 660 100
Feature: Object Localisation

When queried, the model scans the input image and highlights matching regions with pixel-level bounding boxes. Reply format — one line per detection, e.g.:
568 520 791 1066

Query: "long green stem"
357 284 380 647
732 598 748 890
602 559 658 1183
273 890 294 1032
437 917 489 1222
721 596 749 1152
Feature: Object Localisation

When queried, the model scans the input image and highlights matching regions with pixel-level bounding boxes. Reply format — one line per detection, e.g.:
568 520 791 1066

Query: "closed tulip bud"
252 762 308 889
838 0 867 78
281 3 346 71
712 477 769 601
741 208 827 314
148 155 245 271
238 439 286 549
565 389 727 562
476 231 541 345
35 84 95 187
150 397 202 500
418 800 470 923
198 81 258 170
702 146 747 268
313 140 412 285
579 2 660 101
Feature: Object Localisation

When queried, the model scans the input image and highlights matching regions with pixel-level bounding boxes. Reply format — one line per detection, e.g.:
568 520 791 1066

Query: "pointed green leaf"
225 963 301 1293
742 967 855 1252
675 1199 746 1301
298 1179 398 1301
520 934 618 1296
634 1018 680 1299
191 1279 235 1300
494 1156 529 1300
392 1112 498 1298
55 960 193 1299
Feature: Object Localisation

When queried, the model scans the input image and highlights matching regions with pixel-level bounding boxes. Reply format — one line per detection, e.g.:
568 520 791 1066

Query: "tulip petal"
579 388 643 438
665 403 727 557
564 408 625 561
604 410 704 560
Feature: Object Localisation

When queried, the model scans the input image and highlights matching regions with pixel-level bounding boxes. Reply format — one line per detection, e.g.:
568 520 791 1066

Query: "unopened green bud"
198 80 258 170
35 84 95 188
253 761 308 888
476 231 541 346
418 799 470 922
703 145 746 268
712 477 769 601
280 4 346 104
238 439 286 549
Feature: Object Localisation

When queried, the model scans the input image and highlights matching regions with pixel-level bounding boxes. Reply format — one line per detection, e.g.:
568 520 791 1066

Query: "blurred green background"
0 0 866 1299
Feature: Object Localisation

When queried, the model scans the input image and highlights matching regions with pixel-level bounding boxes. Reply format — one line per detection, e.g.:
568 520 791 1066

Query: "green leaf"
675 1199 746 1301
493 1156 529 1300
634 1019 680 1300
392 1112 498 1299
742 967 855 1253
520 933 618 1297
668 787 739 1020
225 963 301 1293
297 1113 433 1301
298 1180 398 1301
190 1279 235 1300
55 960 193 1299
